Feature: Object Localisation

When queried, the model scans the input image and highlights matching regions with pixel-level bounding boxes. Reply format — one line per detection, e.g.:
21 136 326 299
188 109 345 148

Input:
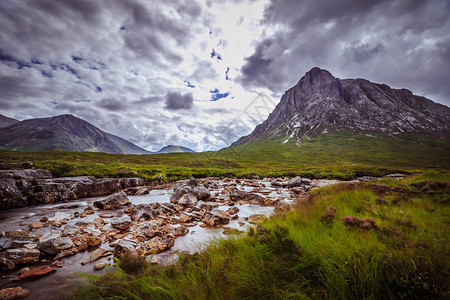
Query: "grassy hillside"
0 132 448 181
66 170 449 299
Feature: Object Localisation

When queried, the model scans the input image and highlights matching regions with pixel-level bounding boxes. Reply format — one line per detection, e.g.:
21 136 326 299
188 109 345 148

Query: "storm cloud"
165 92 194 110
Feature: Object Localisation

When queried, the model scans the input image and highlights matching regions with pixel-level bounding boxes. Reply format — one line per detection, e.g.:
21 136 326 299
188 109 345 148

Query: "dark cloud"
96 98 128 111
240 0 450 105
165 92 194 110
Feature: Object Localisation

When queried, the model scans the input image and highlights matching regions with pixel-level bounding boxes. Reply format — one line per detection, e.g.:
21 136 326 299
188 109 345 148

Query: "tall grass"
66 173 449 299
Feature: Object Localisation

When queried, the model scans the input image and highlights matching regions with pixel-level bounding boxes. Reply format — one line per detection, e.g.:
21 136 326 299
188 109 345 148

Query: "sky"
0 0 449 152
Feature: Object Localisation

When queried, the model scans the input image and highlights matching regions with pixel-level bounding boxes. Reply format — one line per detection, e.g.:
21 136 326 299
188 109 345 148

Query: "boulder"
203 208 230 226
93 191 129 210
178 194 198 206
170 185 192 203
113 239 137 257
191 186 211 201
229 190 264 204
248 214 268 224
81 248 107 265
139 236 175 255
110 215 132 230
0 233 34 251
0 249 40 264
13 265 56 281
0 179 26 209
130 204 158 221
274 200 291 212
37 237 73 255
271 180 288 188
0 287 31 299
187 177 198 187
0 258 15 271
93 263 106 270
62 225 80 236
288 177 303 187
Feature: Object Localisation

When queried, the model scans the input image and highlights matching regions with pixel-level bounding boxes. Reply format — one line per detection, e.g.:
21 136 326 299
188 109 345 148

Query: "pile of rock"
0 168 144 209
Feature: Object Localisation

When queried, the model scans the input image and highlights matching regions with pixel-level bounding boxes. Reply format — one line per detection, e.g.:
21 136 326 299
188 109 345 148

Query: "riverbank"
67 170 449 299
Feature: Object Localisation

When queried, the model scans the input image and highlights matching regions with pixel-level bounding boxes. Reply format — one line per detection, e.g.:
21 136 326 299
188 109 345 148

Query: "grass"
1 131 448 181
64 171 449 299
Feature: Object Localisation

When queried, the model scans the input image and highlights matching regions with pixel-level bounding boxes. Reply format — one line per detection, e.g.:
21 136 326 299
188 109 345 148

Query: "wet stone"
0 287 31 300
110 215 132 230
14 265 56 281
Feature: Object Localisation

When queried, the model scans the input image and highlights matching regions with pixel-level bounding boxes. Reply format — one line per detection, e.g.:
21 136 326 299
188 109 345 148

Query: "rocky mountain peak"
231 67 449 147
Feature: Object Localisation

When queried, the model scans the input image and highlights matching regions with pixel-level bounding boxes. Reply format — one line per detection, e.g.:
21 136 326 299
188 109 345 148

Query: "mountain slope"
231 67 449 147
157 145 195 153
0 114 152 154
0 114 19 129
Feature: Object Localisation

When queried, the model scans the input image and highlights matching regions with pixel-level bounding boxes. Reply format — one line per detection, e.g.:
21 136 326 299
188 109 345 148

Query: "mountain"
231 67 450 147
0 114 19 129
157 145 195 153
0 114 152 154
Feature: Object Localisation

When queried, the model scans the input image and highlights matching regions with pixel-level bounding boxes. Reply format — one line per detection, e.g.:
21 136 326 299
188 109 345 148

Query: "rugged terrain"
0 114 151 154
0 115 19 129
232 67 450 146
157 145 195 153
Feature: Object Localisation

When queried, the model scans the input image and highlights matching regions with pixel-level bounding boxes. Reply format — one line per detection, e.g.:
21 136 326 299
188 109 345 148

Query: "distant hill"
0 114 152 154
157 145 195 153
231 67 449 147
0 114 19 129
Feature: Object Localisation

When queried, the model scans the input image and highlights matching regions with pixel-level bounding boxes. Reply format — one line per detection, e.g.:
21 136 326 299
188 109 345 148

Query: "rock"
180 213 192 223
0 249 40 264
248 214 268 224
226 206 240 215
62 225 80 236
274 200 291 212
134 186 149 196
139 236 175 255
0 179 25 209
191 186 211 201
0 258 15 271
40 216 48 223
94 218 105 226
124 204 135 214
174 227 189 236
81 248 107 265
93 191 129 210
48 212 72 222
170 185 192 203
0 233 34 251
203 208 230 226
83 224 102 236
13 265 56 281
288 177 303 187
113 240 137 257
88 237 102 247
301 178 312 184
0 287 31 299
16 267 29 276
271 180 288 188
110 215 132 230
187 177 198 187
54 248 79 260
93 263 106 270
229 190 264 204
291 187 304 194
207 181 220 189
37 237 73 255
99 213 115 218
178 194 198 206
130 204 157 221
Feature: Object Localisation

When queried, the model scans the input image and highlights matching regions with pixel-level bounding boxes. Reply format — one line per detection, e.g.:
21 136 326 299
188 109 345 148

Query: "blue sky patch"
41 70 52 78
210 49 222 60
72 56 82 62
184 80 195 88
96 86 103 93
210 89 230 101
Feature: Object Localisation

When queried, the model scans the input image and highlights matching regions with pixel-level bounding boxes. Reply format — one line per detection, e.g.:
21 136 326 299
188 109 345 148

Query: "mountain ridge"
231 67 449 147
0 114 152 154
0 114 19 129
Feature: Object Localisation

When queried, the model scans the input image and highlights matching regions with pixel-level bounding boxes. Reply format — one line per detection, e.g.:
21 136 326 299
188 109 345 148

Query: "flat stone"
37 237 73 255
27 222 43 230
0 249 40 264
81 248 107 265
99 213 115 218
0 287 31 299
110 215 132 230
13 265 56 281
93 263 106 270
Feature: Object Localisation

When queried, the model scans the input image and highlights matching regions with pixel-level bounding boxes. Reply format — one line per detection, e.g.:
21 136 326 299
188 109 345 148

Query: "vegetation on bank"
64 170 449 299
1 132 448 181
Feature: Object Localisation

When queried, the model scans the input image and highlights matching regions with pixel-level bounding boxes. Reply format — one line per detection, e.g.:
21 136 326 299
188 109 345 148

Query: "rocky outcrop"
231 67 450 147
0 168 144 210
